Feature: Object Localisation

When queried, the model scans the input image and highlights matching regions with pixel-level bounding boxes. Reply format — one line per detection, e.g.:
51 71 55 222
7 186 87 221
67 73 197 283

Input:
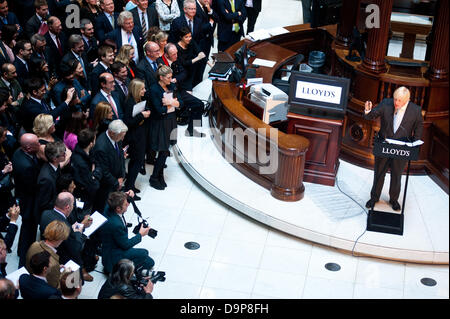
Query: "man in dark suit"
11 133 41 267
88 45 115 95
216 0 246 52
80 19 99 63
19 77 74 133
100 191 153 274
62 34 92 82
13 40 32 88
35 141 67 224
105 10 144 63
24 0 50 39
111 61 130 106
245 0 261 34
95 0 119 43
30 33 50 66
0 63 24 106
169 0 203 45
44 16 67 75
136 41 163 100
90 72 123 119
130 0 158 40
92 119 128 213
0 0 22 34
364 86 424 211
0 204 19 253
39 192 91 281
195 0 218 55
19 250 62 299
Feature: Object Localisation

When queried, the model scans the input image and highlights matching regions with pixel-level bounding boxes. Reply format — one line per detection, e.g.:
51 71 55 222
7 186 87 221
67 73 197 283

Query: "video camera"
127 196 158 238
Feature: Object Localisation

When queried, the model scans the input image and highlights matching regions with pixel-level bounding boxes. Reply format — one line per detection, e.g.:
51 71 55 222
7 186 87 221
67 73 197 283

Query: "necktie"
114 142 120 157
38 21 49 35
229 0 240 33
152 61 157 71
121 82 128 96
41 100 50 112
107 94 119 118
77 56 87 78
127 32 133 45
56 36 63 55
2 17 7 24
188 19 193 34
110 14 115 28
141 11 147 38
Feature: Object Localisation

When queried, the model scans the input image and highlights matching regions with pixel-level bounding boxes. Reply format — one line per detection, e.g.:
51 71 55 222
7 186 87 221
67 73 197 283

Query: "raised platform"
175 80 449 265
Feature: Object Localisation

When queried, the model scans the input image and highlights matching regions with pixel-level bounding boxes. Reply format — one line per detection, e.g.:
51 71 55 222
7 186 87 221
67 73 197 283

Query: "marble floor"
4 0 448 300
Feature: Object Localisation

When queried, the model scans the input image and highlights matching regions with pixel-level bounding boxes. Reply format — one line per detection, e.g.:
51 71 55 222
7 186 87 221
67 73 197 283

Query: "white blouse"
155 0 181 31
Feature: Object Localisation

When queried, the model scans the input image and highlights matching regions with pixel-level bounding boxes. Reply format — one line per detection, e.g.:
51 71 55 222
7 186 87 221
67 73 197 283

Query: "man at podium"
364 86 423 211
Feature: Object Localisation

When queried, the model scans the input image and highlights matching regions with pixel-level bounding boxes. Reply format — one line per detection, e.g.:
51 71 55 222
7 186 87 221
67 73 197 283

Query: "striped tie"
141 11 147 38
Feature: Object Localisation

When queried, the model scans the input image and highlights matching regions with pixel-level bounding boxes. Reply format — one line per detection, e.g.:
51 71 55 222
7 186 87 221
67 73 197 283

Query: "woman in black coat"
148 65 182 190
70 128 102 214
122 79 151 194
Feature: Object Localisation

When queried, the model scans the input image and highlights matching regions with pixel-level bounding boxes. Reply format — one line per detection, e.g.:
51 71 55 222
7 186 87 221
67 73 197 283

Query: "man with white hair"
364 86 423 211
105 10 144 63
93 119 131 211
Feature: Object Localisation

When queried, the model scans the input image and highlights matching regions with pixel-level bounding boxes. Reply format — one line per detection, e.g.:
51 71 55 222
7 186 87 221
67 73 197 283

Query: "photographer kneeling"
98 259 153 299
100 192 155 275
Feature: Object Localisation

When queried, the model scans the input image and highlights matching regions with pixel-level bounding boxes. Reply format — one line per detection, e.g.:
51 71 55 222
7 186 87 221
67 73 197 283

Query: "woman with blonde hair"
151 30 169 57
148 65 182 190
115 44 138 80
25 220 70 288
122 79 151 195
33 114 72 167
91 101 113 137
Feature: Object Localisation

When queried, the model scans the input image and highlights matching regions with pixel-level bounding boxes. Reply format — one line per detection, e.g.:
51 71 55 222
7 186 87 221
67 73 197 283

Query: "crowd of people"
0 0 262 299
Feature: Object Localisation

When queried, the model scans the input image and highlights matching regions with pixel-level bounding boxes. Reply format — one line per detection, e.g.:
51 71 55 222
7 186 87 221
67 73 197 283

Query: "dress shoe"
149 177 165 190
365 198 378 209
389 200 401 211
159 174 167 188
140 166 146 175
185 129 206 138
133 194 141 201
82 268 93 282
133 187 141 193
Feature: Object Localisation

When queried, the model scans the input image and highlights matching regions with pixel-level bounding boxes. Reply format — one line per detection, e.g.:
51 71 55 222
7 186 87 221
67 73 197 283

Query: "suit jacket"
130 4 159 34
44 31 68 74
114 78 130 106
11 149 40 221
364 98 423 142
92 131 126 193
95 11 119 43
0 216 18 252
122 97 148 148
169 14 204 45
61 50 93 77
195 1 219 49
19 273 62 299
246 0 261 11
82 36 99 63
35 163 60 223
100 207 143 273
13 57 29 88
105 27 144 62
25 14 44 39
39 209 85 265
161 55 189 91
90 90 123 120
0 12 21 31
216 0 247 42
25 241 61 289
0 78 23 104
19 98 69 133
136 57 164 100
88 62 112 96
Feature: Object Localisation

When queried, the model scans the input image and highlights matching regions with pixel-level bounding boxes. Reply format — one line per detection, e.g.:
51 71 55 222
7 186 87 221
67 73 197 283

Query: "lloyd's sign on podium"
367 138 423 236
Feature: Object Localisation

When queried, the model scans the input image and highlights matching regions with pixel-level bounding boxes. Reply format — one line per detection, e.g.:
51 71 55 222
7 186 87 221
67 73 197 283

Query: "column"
359 0 393 73
426 0 449 80
335 0 359 48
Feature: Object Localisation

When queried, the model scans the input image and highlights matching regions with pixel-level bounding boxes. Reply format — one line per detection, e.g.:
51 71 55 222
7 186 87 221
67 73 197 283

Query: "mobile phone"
123 145 129 152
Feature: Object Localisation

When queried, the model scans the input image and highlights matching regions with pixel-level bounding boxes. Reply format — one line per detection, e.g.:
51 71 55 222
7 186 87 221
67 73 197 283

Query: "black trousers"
218 31 242 52
246 7 260 34
125 131 147 191
179 91 204 133
370 157 407 202
17 217 37 267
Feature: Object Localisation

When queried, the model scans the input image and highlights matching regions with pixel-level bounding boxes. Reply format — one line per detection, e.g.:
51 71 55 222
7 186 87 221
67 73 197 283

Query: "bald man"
11 133 41 267
364 86 423 211
90 72 124 120
136 41 164 100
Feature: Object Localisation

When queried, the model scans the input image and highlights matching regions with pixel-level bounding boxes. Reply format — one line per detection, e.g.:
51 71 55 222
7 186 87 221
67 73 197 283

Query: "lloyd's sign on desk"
372 138 422 161
295 81 343 105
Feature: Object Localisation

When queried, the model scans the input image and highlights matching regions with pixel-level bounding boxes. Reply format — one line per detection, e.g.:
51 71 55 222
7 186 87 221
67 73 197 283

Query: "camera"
132 220 158 238
131 267 166 295
140 268 166 284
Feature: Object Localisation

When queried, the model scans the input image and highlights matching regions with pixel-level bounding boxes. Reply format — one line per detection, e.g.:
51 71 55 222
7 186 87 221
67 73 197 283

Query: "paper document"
247 29 271 41
268 27 289 36
132 101 146 117
83 211 108 237
253 58 276 68
64 260 80 272
6 267 29 286
385 138 424 147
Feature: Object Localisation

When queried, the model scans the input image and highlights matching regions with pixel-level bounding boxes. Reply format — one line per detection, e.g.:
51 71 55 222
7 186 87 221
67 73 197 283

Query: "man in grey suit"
364 86 423 211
